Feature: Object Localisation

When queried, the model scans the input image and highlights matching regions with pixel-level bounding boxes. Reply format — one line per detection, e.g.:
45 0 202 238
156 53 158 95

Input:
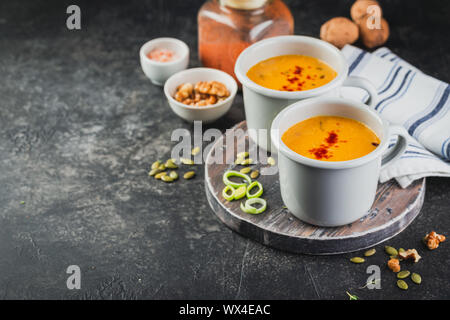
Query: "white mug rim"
234 35 349 99
271 97 391 170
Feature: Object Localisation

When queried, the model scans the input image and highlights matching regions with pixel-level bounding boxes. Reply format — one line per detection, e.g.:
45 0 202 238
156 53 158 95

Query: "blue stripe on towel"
404 83 444 132
415 92 450 138
349 51 367 74
408 84 450 137
377 61 400 93
379 71 416 113
378 66 402 95
375 70 413 111
441 137 450 159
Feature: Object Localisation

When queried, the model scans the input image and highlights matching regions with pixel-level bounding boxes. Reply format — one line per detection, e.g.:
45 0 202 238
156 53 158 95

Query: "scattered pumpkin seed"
180 158 194 165
241 158 253 166
267 157 276 166
350 257 365 264
191 146 201 156
411 273 422 284
151 160 161 170
385 246 398 256
165 159 178 169
183 171 195 180
169 171 178 180
161 175 174 182
149 168 162 176
155 172 167 180
250 170 259 179
397 270 410 279
398 248 405 253
237 152 249 159
240 167 251 174
364 248 376 257
158 164 166 171
397 279 408 290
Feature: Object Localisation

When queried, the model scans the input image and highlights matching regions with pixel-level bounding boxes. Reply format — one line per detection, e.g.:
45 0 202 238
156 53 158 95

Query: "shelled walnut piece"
174 81 230 107
423 231 446 250
387 258 400 272
398 249 422 263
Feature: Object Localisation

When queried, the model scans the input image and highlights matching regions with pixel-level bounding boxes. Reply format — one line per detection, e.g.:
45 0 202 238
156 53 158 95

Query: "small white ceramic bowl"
164 68 238 123
139 37 189 86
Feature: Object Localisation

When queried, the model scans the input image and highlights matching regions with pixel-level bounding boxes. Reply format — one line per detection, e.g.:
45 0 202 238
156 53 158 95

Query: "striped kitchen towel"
341 45 450 188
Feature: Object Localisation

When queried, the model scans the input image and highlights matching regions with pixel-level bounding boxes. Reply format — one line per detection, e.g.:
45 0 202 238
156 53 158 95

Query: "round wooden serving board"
205 121 425 255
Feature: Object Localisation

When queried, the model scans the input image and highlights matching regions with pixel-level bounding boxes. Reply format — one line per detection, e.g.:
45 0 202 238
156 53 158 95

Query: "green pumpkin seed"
155 172 167 180
397 271 410 279
364 248 376 257
165 159 178 169
158 164 166 171
151 160 161 170
169 171 178 180
350 257 365 263
149 168 162 176
411 273 422 284
161 175 173 182
180 158 194 165
183 171 195 180
237 152 249 159
250 170 259 179
240 167 251 174
397 280 408 290
241 158 253 166
191 147 201 156
399 248 405 253
267 157 276 166
385 246 398 256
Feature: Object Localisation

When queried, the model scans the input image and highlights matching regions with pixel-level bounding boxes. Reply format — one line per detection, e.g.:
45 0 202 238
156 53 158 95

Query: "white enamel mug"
271 97 409 227
235 35 378 151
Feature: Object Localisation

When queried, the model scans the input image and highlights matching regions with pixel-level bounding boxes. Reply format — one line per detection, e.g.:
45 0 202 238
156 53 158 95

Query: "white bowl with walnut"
164 68 238 123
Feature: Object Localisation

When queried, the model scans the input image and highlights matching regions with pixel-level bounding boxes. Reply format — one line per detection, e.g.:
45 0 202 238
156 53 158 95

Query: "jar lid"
220 0 267 10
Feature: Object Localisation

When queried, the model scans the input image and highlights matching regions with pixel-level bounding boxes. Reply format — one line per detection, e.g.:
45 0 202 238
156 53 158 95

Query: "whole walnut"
350 0 382 24
359 16 389 48
320 17 359 49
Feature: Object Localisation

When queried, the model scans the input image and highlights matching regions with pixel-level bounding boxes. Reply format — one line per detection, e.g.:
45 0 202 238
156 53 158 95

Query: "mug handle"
341 76 379 108
381 124 409 170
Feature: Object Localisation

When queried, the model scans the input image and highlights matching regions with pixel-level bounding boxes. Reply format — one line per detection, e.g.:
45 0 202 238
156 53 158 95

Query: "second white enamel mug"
271 97 408 227
235 35 378 151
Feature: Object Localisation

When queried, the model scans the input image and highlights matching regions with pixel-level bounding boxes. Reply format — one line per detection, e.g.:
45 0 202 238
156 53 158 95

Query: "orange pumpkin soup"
246 55 337 91
282 116 380 161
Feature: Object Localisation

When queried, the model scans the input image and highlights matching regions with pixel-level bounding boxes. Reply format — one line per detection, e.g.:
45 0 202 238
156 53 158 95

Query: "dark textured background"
0 0 449 299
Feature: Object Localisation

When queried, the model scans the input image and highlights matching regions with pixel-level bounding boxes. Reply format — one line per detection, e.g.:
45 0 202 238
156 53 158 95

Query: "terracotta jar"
198 0 294 81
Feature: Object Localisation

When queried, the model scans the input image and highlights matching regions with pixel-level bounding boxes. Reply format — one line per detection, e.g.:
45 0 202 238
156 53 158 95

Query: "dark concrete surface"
0 0 449 299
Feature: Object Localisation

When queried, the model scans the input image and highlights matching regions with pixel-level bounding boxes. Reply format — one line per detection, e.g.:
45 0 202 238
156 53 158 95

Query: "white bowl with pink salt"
140 37 189 86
